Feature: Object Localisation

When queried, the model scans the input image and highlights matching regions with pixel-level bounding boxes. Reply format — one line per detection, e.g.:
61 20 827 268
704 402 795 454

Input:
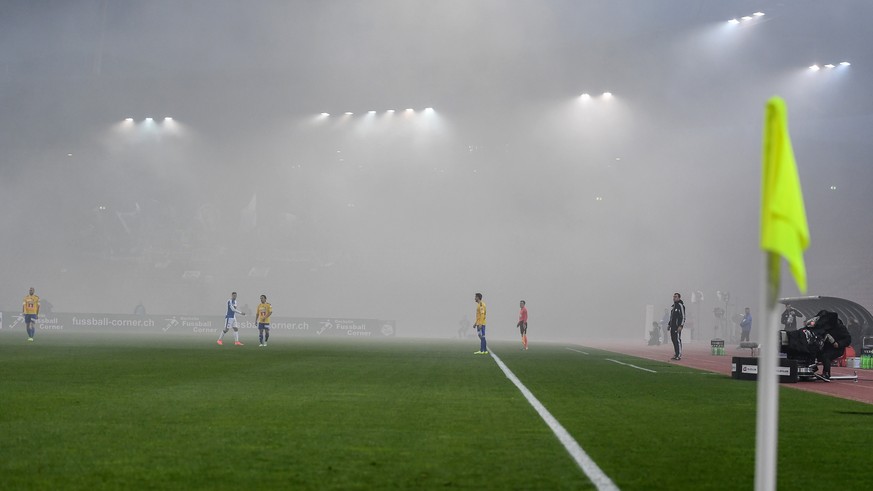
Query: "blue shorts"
258 323 270 329
24 314 37 324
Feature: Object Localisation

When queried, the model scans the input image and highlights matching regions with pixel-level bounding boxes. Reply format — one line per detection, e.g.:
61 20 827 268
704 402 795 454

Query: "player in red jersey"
518 300 528 350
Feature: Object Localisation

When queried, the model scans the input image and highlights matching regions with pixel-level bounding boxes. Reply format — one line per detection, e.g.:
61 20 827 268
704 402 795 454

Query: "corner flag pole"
754 253 782 491
755 97 810 491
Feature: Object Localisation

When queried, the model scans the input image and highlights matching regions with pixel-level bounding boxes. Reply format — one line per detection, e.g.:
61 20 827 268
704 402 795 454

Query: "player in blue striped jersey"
218 292 246 346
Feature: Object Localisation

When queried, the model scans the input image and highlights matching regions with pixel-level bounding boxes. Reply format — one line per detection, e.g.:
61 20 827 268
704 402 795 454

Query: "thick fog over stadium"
1 1 871 340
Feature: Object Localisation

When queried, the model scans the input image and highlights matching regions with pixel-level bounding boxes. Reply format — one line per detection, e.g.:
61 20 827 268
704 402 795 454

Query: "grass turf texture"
0 333 870 490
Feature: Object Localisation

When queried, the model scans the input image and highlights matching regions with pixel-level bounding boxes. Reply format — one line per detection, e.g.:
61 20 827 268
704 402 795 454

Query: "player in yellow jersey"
473 292 488 354
22 287 40 342
256 295 273 347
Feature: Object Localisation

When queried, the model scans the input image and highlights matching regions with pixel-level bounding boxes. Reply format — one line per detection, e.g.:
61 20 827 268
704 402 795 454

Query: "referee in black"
669 292 686 361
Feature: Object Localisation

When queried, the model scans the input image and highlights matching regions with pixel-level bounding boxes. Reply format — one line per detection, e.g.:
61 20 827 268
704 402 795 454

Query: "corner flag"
755 97 811 491
760 97 810 293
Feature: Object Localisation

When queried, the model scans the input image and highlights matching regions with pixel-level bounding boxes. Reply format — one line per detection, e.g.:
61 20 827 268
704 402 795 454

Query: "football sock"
258 330 264 344
264 331 270 343
233 330 239 342
218 329 226 341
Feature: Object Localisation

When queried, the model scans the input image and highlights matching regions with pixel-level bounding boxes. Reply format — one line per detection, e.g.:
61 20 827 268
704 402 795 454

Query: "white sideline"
565 347 590 355
605 358 657 373
490 351 620 491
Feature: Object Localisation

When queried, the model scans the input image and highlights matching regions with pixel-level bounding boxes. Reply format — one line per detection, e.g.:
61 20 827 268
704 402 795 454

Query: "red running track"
583 339 873 406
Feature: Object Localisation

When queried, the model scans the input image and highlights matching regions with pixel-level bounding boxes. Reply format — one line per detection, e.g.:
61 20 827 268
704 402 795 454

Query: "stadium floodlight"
753 12 765 17
602 92 613 98
580 93 591 100
840 61 851 66
424 107 434 113
741 16 753 21
405 108 414 113
163 116 173 121
809 65 820 71
124 117 134 122
386 109 395 113
367 110 376 114
320 112 330 117
728 18 740 25
824 64 835 69
144 117 154 122
344 112 353 115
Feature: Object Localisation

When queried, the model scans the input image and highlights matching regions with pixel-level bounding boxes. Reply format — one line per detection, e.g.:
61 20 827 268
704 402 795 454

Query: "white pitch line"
566 347 590 355
606 358 657 373
490 351 619 491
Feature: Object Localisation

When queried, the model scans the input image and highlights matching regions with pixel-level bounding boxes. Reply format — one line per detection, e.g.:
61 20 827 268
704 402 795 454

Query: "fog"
2 1 872 341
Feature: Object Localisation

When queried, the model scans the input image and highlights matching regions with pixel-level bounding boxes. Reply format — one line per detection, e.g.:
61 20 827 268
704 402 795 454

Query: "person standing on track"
473 293 488 355
669 292 685 360
518 300 528 350
740 307 753 343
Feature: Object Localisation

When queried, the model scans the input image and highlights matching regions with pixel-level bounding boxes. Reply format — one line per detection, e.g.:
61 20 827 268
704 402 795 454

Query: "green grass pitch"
1 333 871 490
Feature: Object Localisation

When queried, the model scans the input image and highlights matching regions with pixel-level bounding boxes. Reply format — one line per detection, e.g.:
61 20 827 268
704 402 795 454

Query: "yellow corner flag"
761 97 810 293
